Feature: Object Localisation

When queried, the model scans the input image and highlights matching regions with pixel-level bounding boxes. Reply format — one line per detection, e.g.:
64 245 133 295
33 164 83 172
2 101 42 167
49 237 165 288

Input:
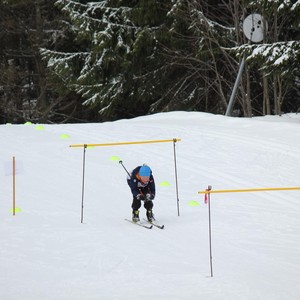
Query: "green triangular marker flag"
159 181 171 187
35 125 45 130
10 207 22 213
60 134 70 139
110 156 121 161
188 200 200 207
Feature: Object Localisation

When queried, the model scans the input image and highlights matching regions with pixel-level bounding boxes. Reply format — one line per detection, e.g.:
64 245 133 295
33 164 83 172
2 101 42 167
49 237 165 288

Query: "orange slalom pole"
69 138 181 148
13 156 16 216
70 138 181 222
199 186 300 194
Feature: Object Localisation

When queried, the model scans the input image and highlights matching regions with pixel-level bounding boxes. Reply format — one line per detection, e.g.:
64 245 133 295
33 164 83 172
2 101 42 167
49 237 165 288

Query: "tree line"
1 0 300 124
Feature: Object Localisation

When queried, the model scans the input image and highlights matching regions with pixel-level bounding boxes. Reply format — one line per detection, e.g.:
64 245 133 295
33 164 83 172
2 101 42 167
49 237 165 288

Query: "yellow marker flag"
60 134 70 139
35 125 45 130
110 156 121 161
10 207 22 213
188 201 200 207
159 181 171 187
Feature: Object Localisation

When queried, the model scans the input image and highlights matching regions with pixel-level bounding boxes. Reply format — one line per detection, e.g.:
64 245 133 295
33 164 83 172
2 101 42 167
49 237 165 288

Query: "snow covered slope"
1 112 300 300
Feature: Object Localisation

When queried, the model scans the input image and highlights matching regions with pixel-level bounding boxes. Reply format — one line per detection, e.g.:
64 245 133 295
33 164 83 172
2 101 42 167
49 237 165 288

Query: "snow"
1 111 300 300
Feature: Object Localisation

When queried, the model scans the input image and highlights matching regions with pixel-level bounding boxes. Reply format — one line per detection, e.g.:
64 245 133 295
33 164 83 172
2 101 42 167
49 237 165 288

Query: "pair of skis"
125 218 164 229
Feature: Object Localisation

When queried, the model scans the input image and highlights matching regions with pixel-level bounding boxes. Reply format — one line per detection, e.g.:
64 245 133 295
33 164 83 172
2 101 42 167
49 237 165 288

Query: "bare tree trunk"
273 74 278 115
261 12 270 116
245 62 252 117
207 40 228 111
263 75 270 115
34 0 48 121
274 74 283 115
272 9 280 115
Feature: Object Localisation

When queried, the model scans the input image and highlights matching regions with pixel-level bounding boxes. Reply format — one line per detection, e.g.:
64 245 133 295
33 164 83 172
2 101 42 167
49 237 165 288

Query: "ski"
143 218 165 229
125 219 153 229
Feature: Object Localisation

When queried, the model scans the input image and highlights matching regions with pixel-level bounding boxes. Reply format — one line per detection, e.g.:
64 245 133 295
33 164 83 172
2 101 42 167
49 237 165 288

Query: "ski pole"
81 144 87 224
119 160 131 177
207 185 213 277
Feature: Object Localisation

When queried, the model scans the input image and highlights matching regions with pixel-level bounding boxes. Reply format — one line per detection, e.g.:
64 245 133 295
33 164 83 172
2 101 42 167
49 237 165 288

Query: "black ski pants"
131 197 153 211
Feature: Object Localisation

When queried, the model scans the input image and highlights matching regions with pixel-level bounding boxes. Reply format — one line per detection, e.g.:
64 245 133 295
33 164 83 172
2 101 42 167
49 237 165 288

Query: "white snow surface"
1 111 300 300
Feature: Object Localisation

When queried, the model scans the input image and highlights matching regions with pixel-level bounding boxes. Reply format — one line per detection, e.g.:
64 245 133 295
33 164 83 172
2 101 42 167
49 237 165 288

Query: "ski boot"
132 210 140 222
146 210 155 222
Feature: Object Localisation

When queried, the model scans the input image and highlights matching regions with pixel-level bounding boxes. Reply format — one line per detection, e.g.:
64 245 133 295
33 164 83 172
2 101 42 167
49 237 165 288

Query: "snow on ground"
0 111 300 300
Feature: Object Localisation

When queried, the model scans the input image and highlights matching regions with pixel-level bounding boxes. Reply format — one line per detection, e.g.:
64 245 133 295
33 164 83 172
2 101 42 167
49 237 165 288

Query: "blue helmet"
139 165 151 177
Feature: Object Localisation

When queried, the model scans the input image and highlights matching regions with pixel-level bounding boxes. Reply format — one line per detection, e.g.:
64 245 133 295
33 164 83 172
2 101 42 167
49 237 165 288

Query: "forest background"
1 0 300 124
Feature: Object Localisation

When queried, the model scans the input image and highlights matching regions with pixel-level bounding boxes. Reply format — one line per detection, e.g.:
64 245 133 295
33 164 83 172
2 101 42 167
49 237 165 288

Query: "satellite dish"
243 14 266 43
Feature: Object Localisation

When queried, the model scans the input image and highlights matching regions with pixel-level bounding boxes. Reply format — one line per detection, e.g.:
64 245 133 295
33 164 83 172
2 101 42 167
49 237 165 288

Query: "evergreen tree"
0 0 84 123
42 0 173 121
232 0 300 115
149 0 240 114
43 0 243 119
41 0 300 120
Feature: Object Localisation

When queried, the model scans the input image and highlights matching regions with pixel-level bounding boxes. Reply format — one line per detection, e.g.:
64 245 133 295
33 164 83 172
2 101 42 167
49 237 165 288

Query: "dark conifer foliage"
1 0 300 123
0 0 93 123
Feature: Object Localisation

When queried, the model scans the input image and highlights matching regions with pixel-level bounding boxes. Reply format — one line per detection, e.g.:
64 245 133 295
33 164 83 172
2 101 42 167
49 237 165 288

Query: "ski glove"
136 194 145 201
145 193 155 201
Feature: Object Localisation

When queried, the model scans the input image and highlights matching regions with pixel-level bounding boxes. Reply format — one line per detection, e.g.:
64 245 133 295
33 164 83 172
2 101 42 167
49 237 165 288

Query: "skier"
127 164 156 222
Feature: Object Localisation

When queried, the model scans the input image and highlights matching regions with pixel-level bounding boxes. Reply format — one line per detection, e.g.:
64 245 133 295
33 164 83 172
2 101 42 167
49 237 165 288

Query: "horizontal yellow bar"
198 186 300 194
69 138 181 148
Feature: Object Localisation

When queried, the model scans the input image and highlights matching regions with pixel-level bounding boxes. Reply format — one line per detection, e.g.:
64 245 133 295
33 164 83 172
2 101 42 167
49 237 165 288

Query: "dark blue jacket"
127 166 155 198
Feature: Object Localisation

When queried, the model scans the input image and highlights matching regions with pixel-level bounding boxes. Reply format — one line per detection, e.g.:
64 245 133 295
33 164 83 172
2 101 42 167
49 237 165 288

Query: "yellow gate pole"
69 138 181 148
198 185 300 277
70 138 181 223
199 186 300 194
206 185 213 277
12 156 16 216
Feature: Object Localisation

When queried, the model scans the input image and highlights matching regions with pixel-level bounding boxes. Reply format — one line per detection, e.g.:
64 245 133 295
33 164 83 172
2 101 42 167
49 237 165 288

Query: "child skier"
127 164 156 222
